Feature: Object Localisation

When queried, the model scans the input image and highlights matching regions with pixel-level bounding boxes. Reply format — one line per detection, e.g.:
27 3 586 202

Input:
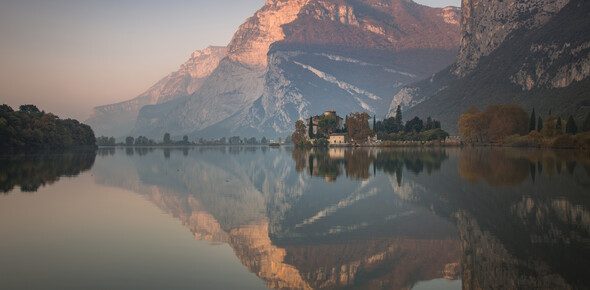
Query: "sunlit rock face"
227 0 312 68
282 238 460 289
129 0 460 139
86 46 226 138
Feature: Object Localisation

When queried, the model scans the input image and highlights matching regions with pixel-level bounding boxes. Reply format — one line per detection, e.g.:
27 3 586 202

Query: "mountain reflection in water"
6 146 588 289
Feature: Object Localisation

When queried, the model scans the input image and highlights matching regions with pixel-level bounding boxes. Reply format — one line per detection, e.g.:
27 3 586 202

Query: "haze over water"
0 147 588 289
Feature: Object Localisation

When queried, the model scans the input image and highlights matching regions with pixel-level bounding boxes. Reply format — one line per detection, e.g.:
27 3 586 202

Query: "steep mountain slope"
85 46 226 137
132 0 460 139
390 0 590 133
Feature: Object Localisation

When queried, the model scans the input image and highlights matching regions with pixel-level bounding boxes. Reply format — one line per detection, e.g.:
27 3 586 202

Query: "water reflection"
6 146 587 289
0 150 96 193
292 148 449 183
88 147 590 289
457 148 590 187
90 147 461 289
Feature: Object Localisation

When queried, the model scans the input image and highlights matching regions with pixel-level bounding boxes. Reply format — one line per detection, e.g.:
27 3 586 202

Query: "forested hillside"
0 104 96 151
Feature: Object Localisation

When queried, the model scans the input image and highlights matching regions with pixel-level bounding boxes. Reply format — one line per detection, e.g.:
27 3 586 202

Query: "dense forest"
0 104 96 151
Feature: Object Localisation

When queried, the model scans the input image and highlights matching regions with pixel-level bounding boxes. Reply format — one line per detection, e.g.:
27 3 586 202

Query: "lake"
1 147 589 289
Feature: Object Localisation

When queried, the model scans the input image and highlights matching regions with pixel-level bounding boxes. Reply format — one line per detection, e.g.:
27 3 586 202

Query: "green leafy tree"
19 104 41 114
405 116 424 133
163 132 171 144
318 116 337 136
125 136 134 146
182 135 189 144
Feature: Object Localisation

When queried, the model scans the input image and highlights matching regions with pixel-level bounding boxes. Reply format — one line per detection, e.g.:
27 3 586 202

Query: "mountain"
389 0 590 133
112 0 460 139
85 46 226 138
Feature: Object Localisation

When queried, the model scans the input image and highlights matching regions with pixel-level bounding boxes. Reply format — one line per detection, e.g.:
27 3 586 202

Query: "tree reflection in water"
291 148 449 183
457 148 590 187
0 150 96 193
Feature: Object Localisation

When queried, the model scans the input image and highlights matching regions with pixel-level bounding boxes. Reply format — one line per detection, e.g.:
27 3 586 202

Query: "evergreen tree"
373 115 376 130
395 105 402 126
425 116 433 130
537 116 543 132
556 116 563 134
583 112 590 132
565 115 578 135
529 108 536 132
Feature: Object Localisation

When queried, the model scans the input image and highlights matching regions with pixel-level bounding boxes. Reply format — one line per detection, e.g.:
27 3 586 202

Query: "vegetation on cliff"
458 104 590 149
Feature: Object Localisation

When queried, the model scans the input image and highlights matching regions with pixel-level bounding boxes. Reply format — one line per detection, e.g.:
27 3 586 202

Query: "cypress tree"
583 112 590 132
529 108 536 132
556 116 563 134
566 115 578 135
537 117 543 132
395 105 402 132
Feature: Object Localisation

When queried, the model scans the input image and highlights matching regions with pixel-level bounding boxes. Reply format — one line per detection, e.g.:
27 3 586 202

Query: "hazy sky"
0 0 460 121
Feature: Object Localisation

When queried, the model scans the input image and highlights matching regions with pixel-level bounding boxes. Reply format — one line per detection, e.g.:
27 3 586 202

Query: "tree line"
373 105 448 141
97 132 282 146
458 104 590 148
0 104 96 151
293 107 450 147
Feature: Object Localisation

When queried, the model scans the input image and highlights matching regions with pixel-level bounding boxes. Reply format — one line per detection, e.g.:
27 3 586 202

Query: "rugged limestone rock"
86 46 226 137
454 0 569 77
125 0 460 139
390 0 590 133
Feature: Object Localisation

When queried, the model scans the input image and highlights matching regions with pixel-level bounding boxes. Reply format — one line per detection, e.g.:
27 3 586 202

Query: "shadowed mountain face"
90 147 590 289
90 0 460 139
85 46 226 138
389 0 590 133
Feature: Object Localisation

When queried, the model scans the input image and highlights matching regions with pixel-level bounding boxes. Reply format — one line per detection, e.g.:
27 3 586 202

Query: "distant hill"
85 46 226 138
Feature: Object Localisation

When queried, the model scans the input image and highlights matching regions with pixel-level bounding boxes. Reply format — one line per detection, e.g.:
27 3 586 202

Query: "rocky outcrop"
226 0 312 68
453 0 569 77
393 0 590 133
86 46 225 137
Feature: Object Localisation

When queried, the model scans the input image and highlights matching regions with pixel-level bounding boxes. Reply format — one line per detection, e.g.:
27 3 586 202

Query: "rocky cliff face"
127 0 460 139
86 46 225 137
389 0 590 133
453 0 569 77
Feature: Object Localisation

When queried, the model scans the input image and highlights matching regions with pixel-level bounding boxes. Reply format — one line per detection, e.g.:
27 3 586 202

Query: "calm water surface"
0 147 589 289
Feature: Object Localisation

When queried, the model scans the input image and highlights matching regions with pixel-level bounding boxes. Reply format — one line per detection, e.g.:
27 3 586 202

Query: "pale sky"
0 0 460 121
